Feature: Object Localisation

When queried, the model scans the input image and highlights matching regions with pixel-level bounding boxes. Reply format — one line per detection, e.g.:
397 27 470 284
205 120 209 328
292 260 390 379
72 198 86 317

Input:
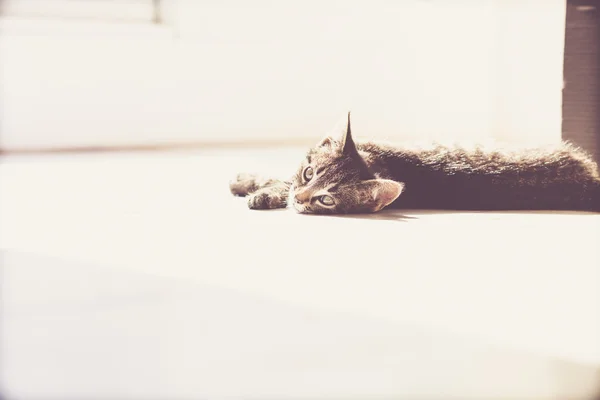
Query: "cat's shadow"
261 205 596 221
312 209 419 222
303 208 597 222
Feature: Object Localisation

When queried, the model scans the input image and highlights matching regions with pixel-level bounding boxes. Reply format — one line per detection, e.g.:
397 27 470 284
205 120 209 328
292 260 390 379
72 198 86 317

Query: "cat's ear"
316 136 334 148
341 111 358 155
357 179 404 212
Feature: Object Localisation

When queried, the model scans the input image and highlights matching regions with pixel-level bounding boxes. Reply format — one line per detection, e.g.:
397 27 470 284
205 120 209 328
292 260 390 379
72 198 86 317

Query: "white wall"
0 0 565 150
1 0 154 22
490 0 566 144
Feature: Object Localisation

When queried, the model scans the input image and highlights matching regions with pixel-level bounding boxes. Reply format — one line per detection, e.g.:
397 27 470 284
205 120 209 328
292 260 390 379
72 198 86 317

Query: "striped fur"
230 114 600 213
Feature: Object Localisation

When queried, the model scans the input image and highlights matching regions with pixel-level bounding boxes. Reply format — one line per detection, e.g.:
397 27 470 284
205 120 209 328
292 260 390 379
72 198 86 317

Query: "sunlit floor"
1 148 600 399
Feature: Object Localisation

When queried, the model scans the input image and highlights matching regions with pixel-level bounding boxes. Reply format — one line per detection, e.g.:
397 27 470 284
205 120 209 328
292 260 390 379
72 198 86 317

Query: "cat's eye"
318 195 335 206
303 166 314 181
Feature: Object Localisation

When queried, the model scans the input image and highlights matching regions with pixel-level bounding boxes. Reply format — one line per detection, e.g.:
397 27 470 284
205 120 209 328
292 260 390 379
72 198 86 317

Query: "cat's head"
290 113 404 214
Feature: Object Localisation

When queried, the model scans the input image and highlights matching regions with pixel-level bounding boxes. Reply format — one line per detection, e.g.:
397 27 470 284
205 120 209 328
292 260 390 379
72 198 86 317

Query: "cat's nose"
294 190 311 204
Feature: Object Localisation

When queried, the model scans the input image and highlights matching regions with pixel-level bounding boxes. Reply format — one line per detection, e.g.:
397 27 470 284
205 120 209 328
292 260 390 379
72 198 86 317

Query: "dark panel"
562 0 600 162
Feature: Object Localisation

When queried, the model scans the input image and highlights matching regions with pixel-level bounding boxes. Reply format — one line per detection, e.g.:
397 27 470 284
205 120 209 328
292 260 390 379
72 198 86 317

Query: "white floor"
1 148 600 399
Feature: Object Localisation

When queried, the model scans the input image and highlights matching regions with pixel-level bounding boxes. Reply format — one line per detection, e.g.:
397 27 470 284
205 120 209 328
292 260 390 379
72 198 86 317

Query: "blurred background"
0 0 567 151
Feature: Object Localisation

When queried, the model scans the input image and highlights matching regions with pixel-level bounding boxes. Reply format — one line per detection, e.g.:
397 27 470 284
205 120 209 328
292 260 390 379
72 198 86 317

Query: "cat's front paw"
229 173 260 197
247 189 288 210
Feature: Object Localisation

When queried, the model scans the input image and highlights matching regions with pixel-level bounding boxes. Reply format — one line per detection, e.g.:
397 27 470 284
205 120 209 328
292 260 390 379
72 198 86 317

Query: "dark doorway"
562 0 600 162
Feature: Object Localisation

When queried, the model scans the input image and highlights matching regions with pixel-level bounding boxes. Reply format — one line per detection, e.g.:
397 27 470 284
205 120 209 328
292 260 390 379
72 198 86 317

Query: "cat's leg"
247 180 291 210
229 173 278 197
229 173 291 209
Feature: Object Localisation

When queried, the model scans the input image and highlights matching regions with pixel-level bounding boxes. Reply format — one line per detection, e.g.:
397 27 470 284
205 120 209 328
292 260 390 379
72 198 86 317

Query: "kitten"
230 113 600 214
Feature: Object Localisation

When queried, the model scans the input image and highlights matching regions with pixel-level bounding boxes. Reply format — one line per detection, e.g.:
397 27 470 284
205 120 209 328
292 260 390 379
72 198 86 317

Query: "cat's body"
230 113 600 214
356 141 600 211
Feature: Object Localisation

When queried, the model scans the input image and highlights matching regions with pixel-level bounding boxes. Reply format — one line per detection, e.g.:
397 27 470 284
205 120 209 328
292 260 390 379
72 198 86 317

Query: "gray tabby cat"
230 113 600 214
